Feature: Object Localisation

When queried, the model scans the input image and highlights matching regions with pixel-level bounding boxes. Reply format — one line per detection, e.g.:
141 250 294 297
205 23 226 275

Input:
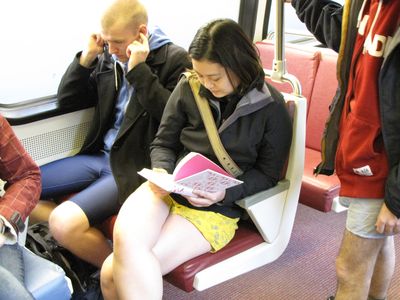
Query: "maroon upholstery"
303 49 340 211
99 215 116 239
164 221 264 292
301 148 340 212
306 50 338 151
256 41 340 212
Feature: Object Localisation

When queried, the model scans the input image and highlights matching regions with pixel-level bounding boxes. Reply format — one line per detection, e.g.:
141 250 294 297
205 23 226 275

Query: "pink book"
173 152 231 180
137 152 242 197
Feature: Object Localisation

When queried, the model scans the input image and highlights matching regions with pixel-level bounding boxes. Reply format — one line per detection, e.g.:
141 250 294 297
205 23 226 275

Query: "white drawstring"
114 61 118 91
367 0 383 38
357 0 368 28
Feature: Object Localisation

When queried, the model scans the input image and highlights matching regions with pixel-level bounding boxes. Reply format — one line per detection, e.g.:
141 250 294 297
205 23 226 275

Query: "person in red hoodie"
0 115 41 299
286 0 400 299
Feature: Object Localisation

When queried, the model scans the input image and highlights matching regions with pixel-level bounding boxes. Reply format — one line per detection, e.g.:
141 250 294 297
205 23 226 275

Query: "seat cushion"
102 219 264 292
98 215 117 240
164 221 264 292
23 247 71 300
300 148 340 212
100 213 264 292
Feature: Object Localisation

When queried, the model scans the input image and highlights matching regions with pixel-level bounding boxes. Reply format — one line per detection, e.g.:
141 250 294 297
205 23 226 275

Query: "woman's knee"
112 186 147 247
113 183 169 255
100 255 114 292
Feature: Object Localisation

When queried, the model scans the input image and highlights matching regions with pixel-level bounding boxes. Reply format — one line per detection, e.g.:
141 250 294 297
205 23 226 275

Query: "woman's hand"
186 189 226 207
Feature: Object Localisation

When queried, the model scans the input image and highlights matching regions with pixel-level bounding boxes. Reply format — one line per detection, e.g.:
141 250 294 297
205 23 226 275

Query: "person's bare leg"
100 254 119 300
112 184 170 300
335 229 385 300
368 236 395 300
29 201 58 224
49 201 112 268
153 214 211 275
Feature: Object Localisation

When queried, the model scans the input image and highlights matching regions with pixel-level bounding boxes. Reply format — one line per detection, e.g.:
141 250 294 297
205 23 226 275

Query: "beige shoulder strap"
183 72 243 177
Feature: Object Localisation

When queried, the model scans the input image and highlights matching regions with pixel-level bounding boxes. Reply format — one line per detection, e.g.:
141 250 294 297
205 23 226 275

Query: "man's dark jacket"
58 43 191 204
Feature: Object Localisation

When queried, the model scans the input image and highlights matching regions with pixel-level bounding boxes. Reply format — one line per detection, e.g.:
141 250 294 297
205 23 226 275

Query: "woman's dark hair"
188 18 265 93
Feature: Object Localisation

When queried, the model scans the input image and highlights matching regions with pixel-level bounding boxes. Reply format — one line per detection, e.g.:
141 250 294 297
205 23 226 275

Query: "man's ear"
138 24 148 36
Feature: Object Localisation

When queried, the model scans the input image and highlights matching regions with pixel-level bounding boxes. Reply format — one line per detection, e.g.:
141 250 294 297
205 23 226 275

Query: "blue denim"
40 152 120 225
0 244 34 300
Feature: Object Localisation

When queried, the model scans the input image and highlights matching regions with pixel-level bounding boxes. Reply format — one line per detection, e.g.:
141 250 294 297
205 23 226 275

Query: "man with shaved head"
33 0 191 268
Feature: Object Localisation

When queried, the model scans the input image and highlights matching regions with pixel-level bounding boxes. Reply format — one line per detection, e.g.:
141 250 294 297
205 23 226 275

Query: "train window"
0 0 109 106
0 0 239 106
263 0 345 44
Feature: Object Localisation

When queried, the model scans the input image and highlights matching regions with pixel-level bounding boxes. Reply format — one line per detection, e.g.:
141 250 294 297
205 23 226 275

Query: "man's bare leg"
29 201 58 224
334 229 386 300
49 201 112 268
367 236 395 299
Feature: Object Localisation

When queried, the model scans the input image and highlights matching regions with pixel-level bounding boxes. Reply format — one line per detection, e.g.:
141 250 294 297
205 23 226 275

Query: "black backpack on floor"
25 222 99 295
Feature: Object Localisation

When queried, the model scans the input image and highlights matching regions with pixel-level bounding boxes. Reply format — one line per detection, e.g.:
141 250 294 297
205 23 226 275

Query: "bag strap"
184 72 243 177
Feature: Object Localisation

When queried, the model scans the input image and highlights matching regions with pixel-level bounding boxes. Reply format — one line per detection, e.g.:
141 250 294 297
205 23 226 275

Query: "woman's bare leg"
112 183 170 300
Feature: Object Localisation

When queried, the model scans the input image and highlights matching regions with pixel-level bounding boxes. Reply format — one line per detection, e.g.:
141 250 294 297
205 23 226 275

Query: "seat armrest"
235 179 290 209
235 179 290 243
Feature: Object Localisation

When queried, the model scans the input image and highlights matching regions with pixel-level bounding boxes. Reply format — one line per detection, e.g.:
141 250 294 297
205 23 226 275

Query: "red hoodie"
336 0 400 198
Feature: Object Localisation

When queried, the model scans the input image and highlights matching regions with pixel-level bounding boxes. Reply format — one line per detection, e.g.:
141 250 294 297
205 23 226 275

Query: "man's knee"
335 254 352 284
336 235 386 290
335 237 370 286
49 202 88 244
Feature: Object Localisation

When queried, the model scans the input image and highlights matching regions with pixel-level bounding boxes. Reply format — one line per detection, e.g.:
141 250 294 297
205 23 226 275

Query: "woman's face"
192 59 239 98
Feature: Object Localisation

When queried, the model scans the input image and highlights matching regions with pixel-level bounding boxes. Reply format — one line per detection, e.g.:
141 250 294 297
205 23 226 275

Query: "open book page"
176 169 243 193
137 168 196 197
137 152 243 196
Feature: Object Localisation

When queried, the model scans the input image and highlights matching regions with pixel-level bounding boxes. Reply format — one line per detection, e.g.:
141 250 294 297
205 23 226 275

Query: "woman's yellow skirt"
165 195 239 252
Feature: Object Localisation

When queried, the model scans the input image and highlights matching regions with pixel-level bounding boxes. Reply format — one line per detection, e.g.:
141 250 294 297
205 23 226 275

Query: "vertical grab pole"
265 0 302 97
272 0 286 79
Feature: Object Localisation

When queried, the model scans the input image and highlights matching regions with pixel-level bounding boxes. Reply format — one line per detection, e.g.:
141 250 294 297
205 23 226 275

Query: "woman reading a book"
100 18 293 300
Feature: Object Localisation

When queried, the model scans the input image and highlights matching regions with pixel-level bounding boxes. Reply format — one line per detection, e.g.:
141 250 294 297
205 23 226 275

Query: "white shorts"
339 197 386 239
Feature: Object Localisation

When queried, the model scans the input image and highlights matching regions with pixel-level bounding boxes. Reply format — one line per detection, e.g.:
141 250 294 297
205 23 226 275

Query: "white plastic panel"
12 108 94 166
